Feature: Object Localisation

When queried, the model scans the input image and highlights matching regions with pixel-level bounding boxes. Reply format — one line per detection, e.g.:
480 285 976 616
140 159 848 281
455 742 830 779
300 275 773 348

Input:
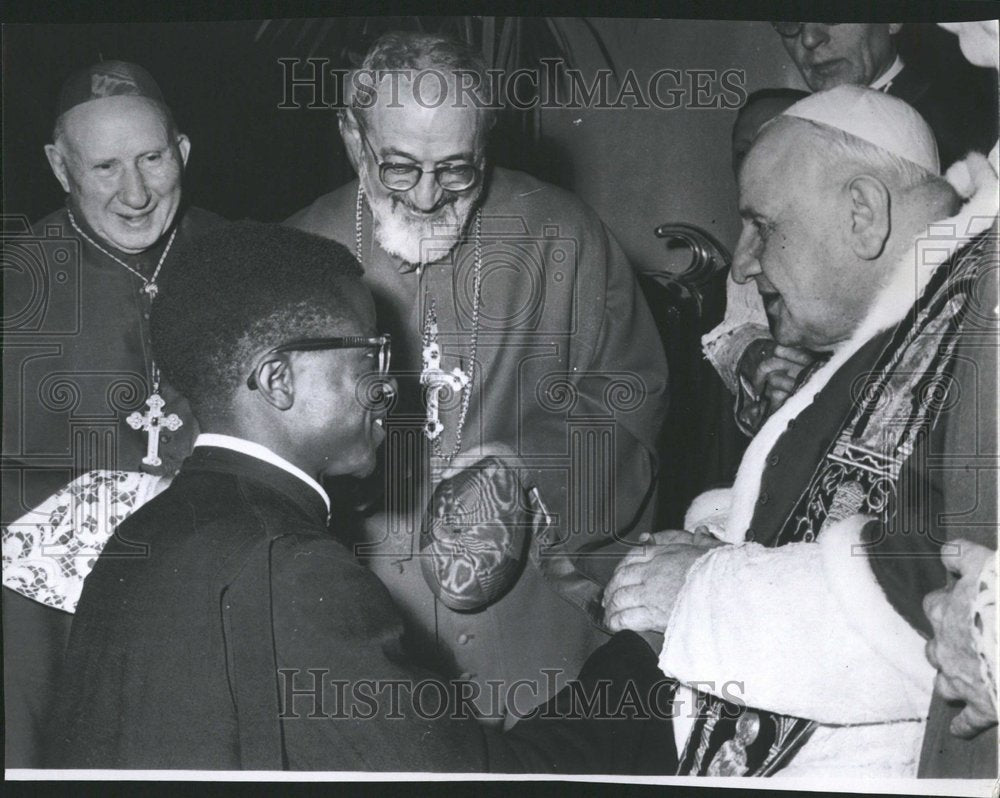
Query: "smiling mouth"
116 211 155 226
393 196 456 218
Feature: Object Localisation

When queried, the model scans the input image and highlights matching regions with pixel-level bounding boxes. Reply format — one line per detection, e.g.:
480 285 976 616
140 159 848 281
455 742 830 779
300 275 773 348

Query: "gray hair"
347 31 496 131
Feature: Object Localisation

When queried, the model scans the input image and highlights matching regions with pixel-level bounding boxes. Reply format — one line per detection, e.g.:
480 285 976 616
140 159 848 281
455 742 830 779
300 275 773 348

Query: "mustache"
390 193 458 216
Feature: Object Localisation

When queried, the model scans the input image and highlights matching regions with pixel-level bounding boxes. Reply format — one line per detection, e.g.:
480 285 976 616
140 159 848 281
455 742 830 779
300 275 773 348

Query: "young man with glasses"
47 221 674 771
287 31 668 724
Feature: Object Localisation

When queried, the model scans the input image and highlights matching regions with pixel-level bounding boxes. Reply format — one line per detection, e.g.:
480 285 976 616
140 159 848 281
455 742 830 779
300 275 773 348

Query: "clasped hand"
602 528 726 634
923 540 997 738
737 339 815 430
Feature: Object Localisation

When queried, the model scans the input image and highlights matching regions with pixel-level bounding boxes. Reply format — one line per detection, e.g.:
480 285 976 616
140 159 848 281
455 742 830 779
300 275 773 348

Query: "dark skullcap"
55 60 166 120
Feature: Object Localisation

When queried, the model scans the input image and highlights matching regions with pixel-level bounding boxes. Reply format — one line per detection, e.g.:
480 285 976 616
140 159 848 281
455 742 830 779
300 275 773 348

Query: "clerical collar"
193 433 330 514
870 55 905 92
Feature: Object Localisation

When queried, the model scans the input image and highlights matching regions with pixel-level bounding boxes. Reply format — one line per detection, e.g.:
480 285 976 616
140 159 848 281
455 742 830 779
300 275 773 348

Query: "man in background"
774 21 996 169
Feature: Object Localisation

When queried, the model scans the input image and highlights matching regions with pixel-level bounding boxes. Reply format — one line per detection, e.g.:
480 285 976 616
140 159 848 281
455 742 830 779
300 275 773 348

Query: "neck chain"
354 184 483 462
66 207 184 468
66 207 177 299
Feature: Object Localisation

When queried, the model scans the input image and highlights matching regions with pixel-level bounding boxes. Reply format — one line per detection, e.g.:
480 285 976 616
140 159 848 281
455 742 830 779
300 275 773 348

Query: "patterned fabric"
679 689 815 776
973 556 998 713
2 469 164 612
679 229 992 776
419 456 546 611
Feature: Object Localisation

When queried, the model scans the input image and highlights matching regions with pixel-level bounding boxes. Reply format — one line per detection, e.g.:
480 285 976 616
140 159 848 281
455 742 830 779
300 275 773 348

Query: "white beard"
360 161 480 266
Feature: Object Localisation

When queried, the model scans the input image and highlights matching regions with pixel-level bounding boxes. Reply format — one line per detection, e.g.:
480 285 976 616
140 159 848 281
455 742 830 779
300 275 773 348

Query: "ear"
44 144 72 194
175 134 191 168
847 175 891 260
338 109 363 174
253 353 295 411
888 23 903 36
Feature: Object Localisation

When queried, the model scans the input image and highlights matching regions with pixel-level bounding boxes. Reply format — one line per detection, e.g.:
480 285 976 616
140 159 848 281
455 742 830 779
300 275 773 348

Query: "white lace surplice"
2 470 165 612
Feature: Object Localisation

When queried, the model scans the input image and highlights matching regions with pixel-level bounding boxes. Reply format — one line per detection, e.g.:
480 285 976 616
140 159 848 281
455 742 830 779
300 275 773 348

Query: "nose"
731 226 762 284
118 164 152 209
799 23 830 50
408 170 443 213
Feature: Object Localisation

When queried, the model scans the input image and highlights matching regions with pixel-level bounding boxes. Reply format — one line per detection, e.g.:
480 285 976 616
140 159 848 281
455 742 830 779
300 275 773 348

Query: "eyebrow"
86 145 170 163
382 147 475 164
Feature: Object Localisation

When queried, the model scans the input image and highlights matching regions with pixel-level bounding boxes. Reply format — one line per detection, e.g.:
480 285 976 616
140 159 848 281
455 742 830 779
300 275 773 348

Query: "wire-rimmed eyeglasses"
358 127 479 192
246 334 391 390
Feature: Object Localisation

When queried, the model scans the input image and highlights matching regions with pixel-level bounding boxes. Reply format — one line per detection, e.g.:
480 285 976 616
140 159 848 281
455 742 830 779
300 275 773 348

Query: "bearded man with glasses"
287 31 668 725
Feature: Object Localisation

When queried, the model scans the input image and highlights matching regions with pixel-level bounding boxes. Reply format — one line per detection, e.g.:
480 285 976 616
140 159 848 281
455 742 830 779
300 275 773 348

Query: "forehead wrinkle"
60 98 173 160
744 122 832 219
367 81 484 157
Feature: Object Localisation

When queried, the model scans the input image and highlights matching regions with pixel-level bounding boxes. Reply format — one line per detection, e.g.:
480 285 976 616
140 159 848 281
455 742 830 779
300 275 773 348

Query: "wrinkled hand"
602 528 726 633
738 338 816 417
923 540 997 738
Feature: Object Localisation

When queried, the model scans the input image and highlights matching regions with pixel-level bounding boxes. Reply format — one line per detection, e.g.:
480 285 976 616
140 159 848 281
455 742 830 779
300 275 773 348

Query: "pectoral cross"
127 392 183 467
421 339 470 441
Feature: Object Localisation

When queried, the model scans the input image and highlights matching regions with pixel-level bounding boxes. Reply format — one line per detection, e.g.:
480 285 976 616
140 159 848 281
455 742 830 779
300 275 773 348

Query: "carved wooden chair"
637 223 748 528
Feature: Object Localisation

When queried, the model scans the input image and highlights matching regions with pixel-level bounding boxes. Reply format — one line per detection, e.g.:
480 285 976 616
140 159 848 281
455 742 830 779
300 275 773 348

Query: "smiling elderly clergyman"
601 85 999 777
2 61 223 768
287 31 668 721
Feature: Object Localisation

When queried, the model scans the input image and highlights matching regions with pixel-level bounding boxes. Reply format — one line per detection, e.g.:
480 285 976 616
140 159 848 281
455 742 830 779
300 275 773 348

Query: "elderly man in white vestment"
603 84 998 777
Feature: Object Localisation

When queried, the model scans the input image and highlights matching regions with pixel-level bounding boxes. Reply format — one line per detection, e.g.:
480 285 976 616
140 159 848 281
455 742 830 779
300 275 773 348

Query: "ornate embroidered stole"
678 228 993 776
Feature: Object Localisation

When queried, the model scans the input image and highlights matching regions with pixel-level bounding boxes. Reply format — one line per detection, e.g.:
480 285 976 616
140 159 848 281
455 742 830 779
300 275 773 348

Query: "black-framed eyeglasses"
246 334 391 390
771 21 844 38
358 127 480 192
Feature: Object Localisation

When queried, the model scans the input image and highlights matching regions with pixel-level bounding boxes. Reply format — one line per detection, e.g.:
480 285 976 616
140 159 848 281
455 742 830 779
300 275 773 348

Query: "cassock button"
457 633 472 645
787 419 797 430
143 312 150 320
160 433 171 444
459 671 476 681
768 453 780 467
746 528 756 542
758 491 770 505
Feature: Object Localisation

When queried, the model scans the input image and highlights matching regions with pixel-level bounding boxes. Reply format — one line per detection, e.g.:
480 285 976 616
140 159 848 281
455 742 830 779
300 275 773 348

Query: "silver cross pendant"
126 392 183 467
420 340 469 441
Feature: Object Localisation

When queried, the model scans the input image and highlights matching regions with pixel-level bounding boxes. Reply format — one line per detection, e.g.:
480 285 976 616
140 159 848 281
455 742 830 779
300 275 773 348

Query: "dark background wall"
4 18 996 271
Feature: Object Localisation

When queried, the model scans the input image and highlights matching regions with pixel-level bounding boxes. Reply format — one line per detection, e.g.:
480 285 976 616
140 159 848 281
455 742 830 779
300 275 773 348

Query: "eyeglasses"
771 21 843 38
358 127 480 192
246 334 392 390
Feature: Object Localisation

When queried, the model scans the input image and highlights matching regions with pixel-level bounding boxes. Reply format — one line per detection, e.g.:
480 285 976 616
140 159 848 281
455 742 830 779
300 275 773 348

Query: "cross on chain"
126 392 183 467
420 336 470 441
